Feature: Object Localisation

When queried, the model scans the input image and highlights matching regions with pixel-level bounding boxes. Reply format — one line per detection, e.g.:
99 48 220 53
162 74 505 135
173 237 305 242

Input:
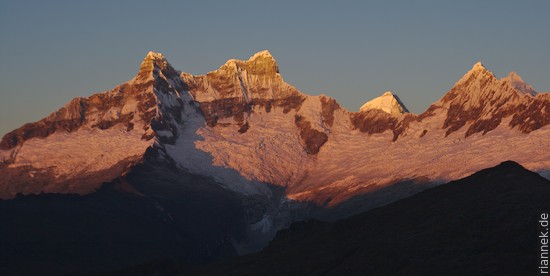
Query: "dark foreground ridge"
1 161 548 275
179 161 549 275
0 156 251 276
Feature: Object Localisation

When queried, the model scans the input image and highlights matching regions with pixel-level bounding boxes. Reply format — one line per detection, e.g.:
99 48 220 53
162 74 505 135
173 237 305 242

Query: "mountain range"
0 50 549 274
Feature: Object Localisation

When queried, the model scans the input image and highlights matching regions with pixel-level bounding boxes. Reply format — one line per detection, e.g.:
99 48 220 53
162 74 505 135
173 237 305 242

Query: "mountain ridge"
1 51 548 149
2 52 547 148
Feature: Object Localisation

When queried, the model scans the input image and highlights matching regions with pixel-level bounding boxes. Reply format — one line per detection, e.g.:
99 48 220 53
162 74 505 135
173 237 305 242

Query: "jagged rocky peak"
501 71 537 96
359 91 409 115
247 50 279 74
455 63 538 98
183 49 304 126
0 52 180 151
453 61 495 88
421 61 549 137
472 61 485 71
140 51 170 68
443 61 540 106
145 51 166 60
441 61 508 106
135 51 177 82
216 50 279 76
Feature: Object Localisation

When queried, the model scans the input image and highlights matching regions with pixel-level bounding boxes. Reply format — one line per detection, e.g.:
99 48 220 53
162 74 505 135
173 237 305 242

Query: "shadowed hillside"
183 161 550 275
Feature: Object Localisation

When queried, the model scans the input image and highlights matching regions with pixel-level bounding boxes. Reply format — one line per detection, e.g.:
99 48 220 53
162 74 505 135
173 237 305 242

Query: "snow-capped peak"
134 51 177 83
501 71 537 96
359 91 409 115
472 61 485 71
249 50 275 61
247 50 279 74
454 61 494 86
140 51 173 69
210 50 280 76
145 51 167 61
141 51 171 68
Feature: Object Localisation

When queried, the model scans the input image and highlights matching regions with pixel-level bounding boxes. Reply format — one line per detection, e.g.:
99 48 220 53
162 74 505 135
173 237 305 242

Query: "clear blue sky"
1 0 549 136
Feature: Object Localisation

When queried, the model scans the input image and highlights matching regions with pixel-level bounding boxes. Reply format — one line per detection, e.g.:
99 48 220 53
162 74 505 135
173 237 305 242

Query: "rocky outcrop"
351 110 416 142
320 96 341 127
509 93 550 133
352 109 399 135
294 115 328 155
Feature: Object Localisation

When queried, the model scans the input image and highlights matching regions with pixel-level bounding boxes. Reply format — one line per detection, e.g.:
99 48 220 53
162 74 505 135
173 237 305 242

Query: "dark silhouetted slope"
185 161 550 275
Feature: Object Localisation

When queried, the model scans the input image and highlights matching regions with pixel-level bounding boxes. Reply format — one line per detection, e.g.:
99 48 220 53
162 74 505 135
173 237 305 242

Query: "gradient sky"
1 0 549 136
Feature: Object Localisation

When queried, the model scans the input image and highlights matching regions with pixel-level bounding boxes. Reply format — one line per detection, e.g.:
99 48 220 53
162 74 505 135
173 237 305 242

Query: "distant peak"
248 50 279 73
135 51 174 82
454 61 494 87
467 61 491 76
502 71 525 84
501 71 537 96
214 50 279 75
466 61 491 75
144 51 167 61
140 51 171 68
507 71 521 79
359 91 409 115
472 61 485 71
249 50 275 61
